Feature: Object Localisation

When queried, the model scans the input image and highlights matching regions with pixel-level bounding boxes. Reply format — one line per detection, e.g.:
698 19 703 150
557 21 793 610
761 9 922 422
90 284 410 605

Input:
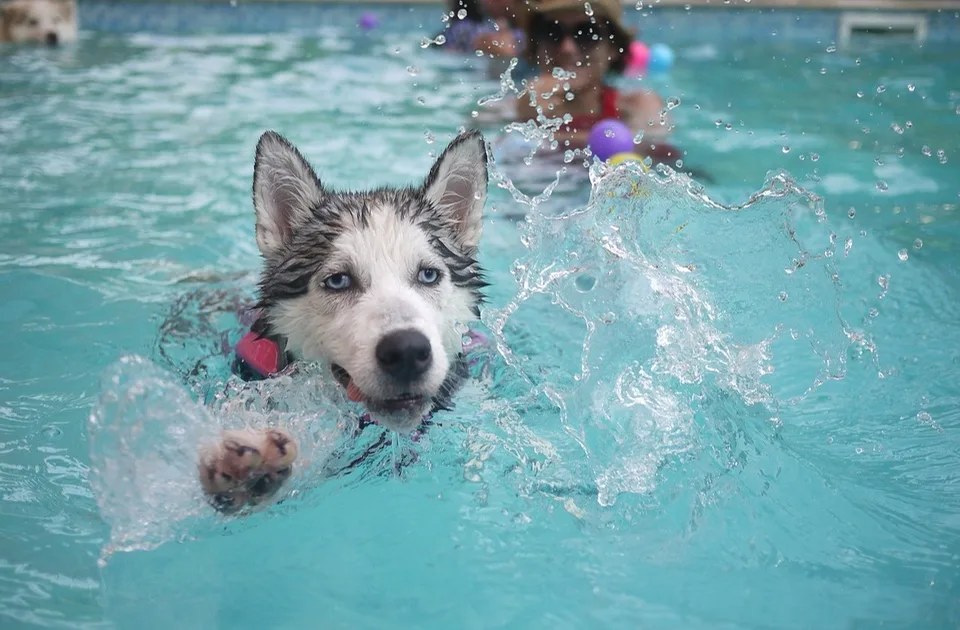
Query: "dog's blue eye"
417 268 440 285
323 273 352 291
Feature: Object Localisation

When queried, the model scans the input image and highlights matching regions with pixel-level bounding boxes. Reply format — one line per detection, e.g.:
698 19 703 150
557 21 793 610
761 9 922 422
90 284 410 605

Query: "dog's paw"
197 428 298 514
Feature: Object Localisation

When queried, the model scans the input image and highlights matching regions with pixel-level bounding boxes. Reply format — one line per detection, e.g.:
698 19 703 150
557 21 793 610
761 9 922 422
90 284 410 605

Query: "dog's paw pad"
198 429 299 513
261 428 298 470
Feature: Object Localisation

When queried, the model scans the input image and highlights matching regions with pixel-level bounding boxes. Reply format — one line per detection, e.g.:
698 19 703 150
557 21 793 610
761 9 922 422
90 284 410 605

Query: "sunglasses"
532 18 611 50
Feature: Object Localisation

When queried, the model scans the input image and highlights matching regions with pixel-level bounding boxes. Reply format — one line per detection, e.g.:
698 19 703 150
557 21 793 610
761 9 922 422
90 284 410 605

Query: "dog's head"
1 0 77 46
251 130 488 432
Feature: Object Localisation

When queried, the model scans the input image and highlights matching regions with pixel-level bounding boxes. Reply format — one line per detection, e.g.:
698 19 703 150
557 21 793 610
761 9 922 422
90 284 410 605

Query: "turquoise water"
1 16 960 630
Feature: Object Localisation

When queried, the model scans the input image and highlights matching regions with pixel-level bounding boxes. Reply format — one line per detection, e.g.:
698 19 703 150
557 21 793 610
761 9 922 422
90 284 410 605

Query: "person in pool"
516 0 679 166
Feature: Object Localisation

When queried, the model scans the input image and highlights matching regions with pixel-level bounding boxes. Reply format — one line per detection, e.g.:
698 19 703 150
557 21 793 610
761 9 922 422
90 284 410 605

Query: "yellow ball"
607 152 650 171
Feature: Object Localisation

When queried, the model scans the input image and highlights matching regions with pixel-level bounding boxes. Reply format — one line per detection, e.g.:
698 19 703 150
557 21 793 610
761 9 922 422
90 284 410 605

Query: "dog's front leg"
196 428 298 515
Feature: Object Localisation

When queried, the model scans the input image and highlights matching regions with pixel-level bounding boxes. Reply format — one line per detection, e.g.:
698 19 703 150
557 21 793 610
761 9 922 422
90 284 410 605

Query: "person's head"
525 0 632 81
447 0 484 23
480 0 515 21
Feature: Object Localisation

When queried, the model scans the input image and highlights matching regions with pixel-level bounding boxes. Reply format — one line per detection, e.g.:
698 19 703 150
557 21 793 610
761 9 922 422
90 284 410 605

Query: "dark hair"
446 0 484 23
525 13 630 75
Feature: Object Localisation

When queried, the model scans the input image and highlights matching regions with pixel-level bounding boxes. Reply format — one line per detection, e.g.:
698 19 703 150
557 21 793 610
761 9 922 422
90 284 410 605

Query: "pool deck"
77 0 960 41
106 0 960 8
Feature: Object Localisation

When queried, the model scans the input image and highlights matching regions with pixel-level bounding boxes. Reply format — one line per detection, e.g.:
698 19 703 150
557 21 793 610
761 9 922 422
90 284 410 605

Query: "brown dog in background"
0 0 77 46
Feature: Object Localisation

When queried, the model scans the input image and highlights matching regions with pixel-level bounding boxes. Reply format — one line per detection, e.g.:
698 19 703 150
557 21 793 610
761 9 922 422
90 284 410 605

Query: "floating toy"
357 12 379 30
587 119 634 162
626 41 650 76
647 43 675 73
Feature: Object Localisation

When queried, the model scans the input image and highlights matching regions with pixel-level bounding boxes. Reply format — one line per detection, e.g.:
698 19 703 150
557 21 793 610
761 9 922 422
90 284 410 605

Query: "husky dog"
198 129 490 513
0 0 77 46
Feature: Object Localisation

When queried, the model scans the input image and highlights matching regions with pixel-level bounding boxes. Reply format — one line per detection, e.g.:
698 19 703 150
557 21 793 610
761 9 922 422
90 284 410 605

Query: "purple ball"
358 13 379 30
587 119 635 162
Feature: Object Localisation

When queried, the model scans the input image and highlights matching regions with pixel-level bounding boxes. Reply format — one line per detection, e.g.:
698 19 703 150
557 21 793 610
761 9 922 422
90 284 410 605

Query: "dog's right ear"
252 131 324 258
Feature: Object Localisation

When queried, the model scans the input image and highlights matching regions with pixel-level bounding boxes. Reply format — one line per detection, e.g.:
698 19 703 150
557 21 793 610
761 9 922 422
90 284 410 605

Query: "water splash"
88 353 356 565
475 159 876 508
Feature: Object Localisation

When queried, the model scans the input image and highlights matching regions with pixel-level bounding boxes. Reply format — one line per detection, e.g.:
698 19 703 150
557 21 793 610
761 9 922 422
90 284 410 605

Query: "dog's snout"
376 330 432 383
45 32 59 46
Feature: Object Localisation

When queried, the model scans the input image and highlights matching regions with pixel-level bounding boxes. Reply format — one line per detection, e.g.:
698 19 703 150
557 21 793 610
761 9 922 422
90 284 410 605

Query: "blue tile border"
75 1 960 42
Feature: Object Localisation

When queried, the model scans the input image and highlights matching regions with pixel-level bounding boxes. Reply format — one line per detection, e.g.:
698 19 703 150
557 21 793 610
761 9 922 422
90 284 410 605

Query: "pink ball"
627 41 650 74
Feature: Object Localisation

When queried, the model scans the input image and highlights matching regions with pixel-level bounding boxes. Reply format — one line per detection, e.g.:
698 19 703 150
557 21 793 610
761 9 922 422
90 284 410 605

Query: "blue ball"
648 43 675 73
587 119 635 162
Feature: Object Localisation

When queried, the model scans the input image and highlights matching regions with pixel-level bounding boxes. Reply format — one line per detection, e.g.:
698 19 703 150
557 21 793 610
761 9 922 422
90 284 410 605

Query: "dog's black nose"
376 330 432 383
46 32 59 46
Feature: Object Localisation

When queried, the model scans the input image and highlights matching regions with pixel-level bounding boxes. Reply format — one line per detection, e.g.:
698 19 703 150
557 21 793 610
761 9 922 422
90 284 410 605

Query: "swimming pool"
1 2 959 629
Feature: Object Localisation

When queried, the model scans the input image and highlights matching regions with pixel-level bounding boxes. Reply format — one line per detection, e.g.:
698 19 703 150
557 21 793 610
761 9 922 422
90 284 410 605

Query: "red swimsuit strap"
568 85 621 131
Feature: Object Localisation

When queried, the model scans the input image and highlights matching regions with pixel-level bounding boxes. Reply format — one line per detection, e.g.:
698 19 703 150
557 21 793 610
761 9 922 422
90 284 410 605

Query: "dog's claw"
198 428 299 514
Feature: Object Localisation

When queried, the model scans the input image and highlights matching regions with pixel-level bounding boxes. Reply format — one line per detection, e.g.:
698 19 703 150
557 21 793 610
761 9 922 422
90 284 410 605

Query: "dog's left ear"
422 130 488 253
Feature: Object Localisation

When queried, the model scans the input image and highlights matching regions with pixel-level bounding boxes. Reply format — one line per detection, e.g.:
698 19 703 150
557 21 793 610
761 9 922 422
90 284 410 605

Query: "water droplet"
424 130 435 144
694 104 701 110
898 248 908 261
407 66 420 76
584 1 594 15
804 57 811 64
417 96 426 105
563 150 576 163
714 119 723 127
855 57 861 65
666 96 681 109
632 130 645 143
778 291 788 302
922 145 932 156
675 158 683 168
457 8 467 18
724 123 732 131
908 83 916 92
565 92 575 101
470 110 479 118
782 146 790 153
878 274 889 291
855 447 864 454
937 149 947 164
876 180 888 192
917 411 933 425
956 105 960 115
875 157 884 166
856 90 864 98
848 208 856 218
876 84 886 93
914 238 923 249
891 122 903 134
896 147 905 158
820 67 827 75
869 308 879 318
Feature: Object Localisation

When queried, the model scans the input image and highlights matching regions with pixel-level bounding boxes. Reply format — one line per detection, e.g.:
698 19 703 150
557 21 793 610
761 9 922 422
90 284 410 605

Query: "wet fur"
199 129 490 513
0 0 77 45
